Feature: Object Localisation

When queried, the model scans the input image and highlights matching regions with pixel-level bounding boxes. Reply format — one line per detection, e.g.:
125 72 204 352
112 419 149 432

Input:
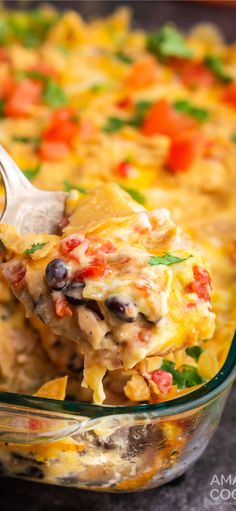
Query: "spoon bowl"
0 146 67 235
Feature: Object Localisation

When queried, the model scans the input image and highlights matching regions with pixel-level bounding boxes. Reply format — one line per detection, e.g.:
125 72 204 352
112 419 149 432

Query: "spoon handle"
0 145 33 196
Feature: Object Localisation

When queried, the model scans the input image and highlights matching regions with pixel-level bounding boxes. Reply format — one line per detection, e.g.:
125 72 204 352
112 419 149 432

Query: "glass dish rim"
0 333 235 420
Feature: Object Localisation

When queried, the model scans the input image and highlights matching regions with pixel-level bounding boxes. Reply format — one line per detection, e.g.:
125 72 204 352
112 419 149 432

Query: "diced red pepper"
116 160 131 178
167 131 205 173
116 96 132 109
222 83 236 108
4 79 42 118
125 56 159 89
60 235 85 255
187 265 211 301
142 99 196 137
100 241 116 253
38 140 69 161
54 295 72 318
151 369 173 393
74 257 107 280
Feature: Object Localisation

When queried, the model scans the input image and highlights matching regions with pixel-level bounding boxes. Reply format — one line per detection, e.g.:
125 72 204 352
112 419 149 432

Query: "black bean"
0 460 5 475
64 281 85 305
86 300 104 320
67 353 83 373
105 295 138 322
11 452 32 463
45 259 68 290
18 465 44 480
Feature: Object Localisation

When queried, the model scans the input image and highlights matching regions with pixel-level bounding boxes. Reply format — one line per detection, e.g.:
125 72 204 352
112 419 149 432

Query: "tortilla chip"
64 183 143 235
34 376 68 400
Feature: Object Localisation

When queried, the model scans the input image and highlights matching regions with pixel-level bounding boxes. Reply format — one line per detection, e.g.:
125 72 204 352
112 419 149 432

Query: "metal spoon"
0 146 67 235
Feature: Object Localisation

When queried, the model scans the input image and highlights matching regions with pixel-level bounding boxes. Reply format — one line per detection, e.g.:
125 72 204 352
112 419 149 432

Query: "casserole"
0 3 235 491
0 333 235 491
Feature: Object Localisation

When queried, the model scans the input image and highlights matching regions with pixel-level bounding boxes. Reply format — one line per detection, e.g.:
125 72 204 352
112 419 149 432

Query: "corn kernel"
198 349 219 380
65 190 80 215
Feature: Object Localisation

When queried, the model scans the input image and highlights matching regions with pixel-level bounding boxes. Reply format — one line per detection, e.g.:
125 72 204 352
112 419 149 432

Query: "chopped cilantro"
23 165 41 181
90 83 107 93
63 179 87 194
231 133 236 144
12 136 40 144
115 51 134 64
161 360 185 388
103 102 153 133
204 55 232 83
15 68 68 109
15 69 48 82
130 100 153 127
43 79 67 108
0 18 11 45
0 98 5 118
120 185 146 205
147 26 193 61
6 10 58 48
181 364 204 387
149 253 191 267
24 242 47 255
103 117 127 133
161 359 204 389
186 346 204 362
57 44 70 55
173 99 210 122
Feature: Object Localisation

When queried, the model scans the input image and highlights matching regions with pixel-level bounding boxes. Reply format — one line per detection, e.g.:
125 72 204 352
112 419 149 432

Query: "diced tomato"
38 140 69 161
222 83 236 108
0 47 9 62
11 263 26 288
176 60 215 89
151 369 173 393
138 329 151 343
142 99 196 137
116 96 132 109
74 257 107 280
186 302 196 309
0 77 15 99
43 121 78 144
167 131 205 173
60 235 85 255
54 295 72 318
125 56 158 89
135 279 152 297
77 118 94 141
100 241 116 253
4 79 42 118
29 63 57 78
187 265 211 301
116 160 131 178
43 107 78 145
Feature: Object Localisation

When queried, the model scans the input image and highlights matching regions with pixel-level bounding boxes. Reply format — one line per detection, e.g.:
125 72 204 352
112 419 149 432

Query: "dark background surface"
1 1 236 510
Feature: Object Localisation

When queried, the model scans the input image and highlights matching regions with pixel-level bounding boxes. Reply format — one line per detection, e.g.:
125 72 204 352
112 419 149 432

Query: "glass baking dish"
0 333 235 492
